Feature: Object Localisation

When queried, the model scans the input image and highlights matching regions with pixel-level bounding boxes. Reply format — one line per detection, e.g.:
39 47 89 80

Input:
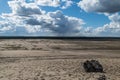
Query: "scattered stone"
83 60 103 72
97 75 106 80
68 73 72 77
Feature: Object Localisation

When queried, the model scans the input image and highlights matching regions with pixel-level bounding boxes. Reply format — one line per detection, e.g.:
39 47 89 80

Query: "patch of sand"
0 39 120 80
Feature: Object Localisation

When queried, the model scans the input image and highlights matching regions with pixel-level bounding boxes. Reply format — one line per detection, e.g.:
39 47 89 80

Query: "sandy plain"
0 39 120 80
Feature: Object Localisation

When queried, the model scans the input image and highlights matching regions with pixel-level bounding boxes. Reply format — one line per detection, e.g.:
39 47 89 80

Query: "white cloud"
0 0 84 36
0 21 13 32
78 0 120 13
94 13 120 36
35 0 73 9
61 0 73 9
77 0 120 37
108 13 120 22
24 10 85 35
35 0 60 7
9 0 73 10
0 0 120 36
8 0 42 16
47 10 84 35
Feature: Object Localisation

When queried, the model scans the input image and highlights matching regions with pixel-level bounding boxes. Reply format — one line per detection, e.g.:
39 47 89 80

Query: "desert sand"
0 39 120 80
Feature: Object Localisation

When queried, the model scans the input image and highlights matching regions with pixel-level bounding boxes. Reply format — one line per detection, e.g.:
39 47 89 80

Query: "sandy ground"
0 39 120 80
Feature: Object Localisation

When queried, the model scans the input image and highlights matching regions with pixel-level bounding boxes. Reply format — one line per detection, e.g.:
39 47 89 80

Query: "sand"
0 39 120 80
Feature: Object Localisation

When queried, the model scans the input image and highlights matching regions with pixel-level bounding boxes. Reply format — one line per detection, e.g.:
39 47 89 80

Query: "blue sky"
0 0 120 36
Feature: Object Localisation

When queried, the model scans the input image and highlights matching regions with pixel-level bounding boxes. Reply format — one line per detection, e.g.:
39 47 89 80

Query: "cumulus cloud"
8 0 69 9
60 0 73 9
0 0 84 36
1 0 120 36
78 0 120 13
35 0 60 7
108 13 120 22
94 13 120 36
8 0 42 16
24 10 85 35
34 0 73 9
77 0 120 37
0 22 13 32
47 11 84 35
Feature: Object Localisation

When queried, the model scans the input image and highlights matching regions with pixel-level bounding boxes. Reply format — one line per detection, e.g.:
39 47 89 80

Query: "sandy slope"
0 39 120 80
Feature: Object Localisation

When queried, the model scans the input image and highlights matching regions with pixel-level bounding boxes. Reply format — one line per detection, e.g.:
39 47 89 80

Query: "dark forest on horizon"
0 36 120 41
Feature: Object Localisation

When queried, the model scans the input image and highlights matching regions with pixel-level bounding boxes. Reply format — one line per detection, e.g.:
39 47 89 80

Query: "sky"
0 0 120 37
